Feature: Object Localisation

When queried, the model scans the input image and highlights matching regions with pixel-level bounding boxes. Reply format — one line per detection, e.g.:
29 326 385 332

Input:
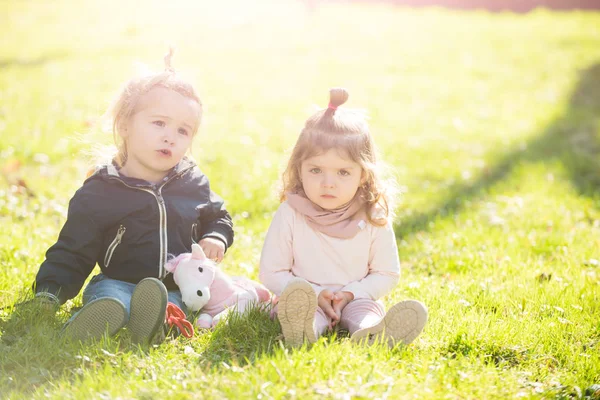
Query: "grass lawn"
1 0 600 398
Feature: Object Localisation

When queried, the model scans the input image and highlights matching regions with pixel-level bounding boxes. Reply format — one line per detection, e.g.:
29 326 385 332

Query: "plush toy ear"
165 253 187 273
191 243 207 261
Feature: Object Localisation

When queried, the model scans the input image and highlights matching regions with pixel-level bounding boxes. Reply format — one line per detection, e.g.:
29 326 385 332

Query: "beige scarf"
286 192 367 239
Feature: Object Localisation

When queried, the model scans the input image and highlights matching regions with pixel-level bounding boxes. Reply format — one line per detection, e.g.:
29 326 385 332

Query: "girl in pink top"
259 88 428 348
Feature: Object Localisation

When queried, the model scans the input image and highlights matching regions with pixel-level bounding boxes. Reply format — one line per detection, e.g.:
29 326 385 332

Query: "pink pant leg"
314 307 331 337
339 298 386 335
271 303 331 338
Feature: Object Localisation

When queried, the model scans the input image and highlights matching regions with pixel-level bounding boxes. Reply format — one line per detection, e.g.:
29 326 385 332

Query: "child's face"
119 87 200 183
300 148 363 210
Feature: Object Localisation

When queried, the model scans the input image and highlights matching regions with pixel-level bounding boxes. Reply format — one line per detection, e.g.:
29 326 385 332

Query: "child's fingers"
321 302 338 320
205 248 216 260
317 290 339 320
201 244 223 262
332 294 344 304
321 290 334 300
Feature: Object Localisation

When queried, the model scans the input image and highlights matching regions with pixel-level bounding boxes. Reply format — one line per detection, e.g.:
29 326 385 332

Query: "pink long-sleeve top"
259 201 400 300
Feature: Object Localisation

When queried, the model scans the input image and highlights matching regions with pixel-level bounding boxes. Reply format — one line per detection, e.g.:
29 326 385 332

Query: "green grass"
2 0 600 398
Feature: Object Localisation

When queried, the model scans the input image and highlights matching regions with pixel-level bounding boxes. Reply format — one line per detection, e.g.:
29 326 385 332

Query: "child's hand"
317 289 338 327
331 291 354 326
199 238 225 263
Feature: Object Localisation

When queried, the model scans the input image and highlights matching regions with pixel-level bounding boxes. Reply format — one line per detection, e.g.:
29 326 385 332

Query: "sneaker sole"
277 278 317 346
351 300 428 348
64 297 127 342
129 278 168 344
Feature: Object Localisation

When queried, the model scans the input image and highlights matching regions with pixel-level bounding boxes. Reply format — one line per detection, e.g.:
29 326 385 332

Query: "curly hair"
281 88 396 226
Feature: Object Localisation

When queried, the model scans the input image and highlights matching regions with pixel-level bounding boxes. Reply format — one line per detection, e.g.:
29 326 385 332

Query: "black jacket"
35 157 234 304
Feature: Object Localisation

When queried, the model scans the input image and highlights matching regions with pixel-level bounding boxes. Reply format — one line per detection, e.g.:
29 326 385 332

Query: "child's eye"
309 168 321 174
338 170 350 176
153 120 165 127
178 128 189 136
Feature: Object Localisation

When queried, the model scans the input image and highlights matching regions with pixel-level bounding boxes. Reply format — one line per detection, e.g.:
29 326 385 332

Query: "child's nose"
321 174 335 188
162 129 177 144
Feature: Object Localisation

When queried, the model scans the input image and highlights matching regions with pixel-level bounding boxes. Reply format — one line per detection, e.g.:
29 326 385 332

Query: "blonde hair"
106 49 202 168
281 88 396 226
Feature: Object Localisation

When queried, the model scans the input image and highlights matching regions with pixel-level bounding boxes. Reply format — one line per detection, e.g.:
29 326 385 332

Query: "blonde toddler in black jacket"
34 51 233 344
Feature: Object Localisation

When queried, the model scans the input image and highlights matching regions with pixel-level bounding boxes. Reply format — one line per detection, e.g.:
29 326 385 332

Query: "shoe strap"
165 303 194 338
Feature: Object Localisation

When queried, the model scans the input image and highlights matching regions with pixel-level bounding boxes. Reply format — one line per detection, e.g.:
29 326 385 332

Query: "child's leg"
82 274 137 315
166 290 187 314
314 307 331 336
338 298 386 335
350 300 428 348
277 278 327 346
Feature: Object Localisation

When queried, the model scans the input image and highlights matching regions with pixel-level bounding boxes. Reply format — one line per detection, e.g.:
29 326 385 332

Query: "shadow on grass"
0 296 131 395
0 297 73 393
200 304 282 367
396 61 600 238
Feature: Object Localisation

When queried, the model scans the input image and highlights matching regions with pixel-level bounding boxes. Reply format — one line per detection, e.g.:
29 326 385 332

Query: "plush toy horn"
191 243 207 260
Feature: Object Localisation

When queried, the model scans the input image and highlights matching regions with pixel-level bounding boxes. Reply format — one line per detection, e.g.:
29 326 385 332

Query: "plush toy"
165 243 272 329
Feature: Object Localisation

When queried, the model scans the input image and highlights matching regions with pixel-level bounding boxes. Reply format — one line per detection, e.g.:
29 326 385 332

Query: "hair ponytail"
164 47 175 73
326 87 349 114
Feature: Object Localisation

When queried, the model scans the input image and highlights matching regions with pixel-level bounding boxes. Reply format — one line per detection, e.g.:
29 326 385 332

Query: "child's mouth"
158 149 172 157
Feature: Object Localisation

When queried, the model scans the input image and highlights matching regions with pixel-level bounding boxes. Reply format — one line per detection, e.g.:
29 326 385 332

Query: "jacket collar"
90 156 197 188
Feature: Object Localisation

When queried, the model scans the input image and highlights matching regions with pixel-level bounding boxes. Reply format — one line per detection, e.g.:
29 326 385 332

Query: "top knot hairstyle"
280 88 395 226
327 87 349 112
107 48 202 167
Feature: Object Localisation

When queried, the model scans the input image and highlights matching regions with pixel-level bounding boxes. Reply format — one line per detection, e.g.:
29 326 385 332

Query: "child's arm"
339 220 400 300
259 203 311 296
195 190 234 254
34 194 102 305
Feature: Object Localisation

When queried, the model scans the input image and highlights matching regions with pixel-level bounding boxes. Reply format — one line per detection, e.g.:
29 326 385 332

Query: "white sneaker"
277 278 317 346
351 300 428 348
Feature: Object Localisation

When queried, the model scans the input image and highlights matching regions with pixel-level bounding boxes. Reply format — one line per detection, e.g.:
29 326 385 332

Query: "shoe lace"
165 303 194 338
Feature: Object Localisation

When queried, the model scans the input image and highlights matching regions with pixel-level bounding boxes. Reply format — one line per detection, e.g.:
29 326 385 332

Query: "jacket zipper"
104 225 126 268
191 223 198 244
107 166 194 279
156 188 168 278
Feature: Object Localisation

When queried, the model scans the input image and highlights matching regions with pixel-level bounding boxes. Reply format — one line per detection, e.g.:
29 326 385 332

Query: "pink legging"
316 298 385 336
273 298 386 337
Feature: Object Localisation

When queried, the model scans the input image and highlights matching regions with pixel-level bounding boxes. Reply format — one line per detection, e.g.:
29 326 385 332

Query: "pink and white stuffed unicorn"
165 243 272 329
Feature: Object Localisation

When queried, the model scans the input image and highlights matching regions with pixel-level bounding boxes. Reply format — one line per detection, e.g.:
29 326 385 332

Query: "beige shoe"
63 297 127 342
129 278 168 345
351 300 428 348
277 278 317 346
